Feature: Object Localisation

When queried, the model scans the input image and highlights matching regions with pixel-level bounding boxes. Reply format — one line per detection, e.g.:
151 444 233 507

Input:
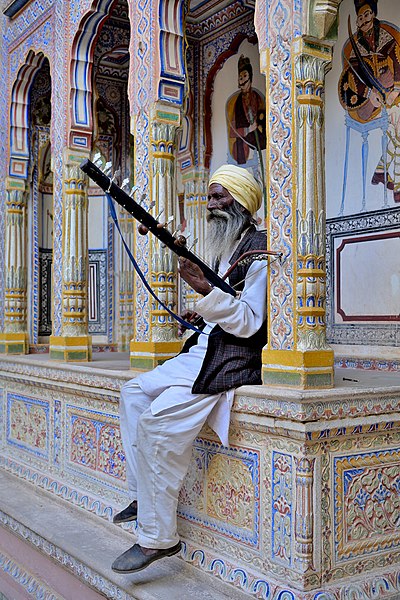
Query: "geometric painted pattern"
88 250 107 335
178 437 260 548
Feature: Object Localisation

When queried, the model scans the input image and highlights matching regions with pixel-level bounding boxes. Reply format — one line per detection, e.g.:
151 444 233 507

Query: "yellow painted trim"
262 348 334 368
297 307 325 315
297 94 323 106
130 341 182 354
49 335 92 347
297 268 325 277
0 333 28 341
153 152 174 160
65 188 86 196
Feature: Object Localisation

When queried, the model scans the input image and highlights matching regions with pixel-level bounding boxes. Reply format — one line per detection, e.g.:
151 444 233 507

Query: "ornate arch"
69 0 119 150
9 51 47 179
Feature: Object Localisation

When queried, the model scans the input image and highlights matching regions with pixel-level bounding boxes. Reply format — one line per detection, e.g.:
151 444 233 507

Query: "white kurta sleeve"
194 260 267 338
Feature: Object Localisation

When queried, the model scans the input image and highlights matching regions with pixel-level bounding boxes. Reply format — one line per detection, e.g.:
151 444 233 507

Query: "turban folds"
209 164 262 216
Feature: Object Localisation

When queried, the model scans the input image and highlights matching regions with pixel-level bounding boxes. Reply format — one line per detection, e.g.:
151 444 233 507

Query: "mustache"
206 209 230 222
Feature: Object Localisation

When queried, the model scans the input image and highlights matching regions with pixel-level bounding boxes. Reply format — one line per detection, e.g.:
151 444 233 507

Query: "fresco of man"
226 54 266 166
338 0 400 202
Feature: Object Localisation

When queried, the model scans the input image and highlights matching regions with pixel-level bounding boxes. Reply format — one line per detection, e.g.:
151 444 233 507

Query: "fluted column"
0 180 28 354
130 105 182 368
50 157 91 361
294 456 315 573
295 49 332 356
262 37 334 388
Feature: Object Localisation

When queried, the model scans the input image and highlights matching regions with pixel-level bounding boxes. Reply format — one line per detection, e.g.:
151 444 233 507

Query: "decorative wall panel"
326 207 400 346
179 438 260 548
6 393 49 459
334 448 400 563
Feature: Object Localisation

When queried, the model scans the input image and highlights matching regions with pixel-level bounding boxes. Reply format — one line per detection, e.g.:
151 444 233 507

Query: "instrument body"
80 159 236 296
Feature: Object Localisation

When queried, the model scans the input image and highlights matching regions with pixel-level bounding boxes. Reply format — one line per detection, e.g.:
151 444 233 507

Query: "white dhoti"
119 379 227 548
119 254 267 548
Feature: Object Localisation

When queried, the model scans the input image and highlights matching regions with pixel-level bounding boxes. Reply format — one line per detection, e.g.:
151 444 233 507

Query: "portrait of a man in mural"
338 0 400 202
226 54 266 165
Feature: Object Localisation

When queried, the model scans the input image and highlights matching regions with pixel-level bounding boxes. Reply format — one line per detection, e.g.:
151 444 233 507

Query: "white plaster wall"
88 195 107 249
325 0 399 218
336 235 400 318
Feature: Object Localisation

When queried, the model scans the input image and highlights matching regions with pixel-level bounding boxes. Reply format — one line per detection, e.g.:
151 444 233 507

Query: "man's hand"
178 309 199 337
178 257 213 296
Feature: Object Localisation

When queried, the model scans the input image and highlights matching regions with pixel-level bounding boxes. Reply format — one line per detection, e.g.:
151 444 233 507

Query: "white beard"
205 202 251 266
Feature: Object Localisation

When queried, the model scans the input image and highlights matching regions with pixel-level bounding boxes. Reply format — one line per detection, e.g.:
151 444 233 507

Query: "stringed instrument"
80 159 281 296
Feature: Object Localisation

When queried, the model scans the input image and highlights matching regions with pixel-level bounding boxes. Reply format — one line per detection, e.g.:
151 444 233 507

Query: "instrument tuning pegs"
111 168 121 184
155 208 164 221
172 224 182 237
121 178 130 192
93 152 103 168
104 161 113 176
188 237 198 251
129 186 138 197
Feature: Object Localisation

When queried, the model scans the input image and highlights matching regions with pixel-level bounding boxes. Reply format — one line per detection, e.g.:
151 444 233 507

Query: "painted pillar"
49 152 91 361
180 170 209 310
130 105 182 368
118 213 135 351
259 9 334 387
0 179 28 354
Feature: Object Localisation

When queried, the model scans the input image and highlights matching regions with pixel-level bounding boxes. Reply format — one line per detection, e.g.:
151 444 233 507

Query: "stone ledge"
0 355 399 424
0 468 251 600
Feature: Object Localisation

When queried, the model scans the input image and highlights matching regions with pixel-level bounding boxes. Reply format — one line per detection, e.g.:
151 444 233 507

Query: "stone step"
0 469 251 600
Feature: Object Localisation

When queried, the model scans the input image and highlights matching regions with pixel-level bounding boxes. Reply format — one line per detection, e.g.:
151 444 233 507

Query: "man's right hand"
178 310 199 337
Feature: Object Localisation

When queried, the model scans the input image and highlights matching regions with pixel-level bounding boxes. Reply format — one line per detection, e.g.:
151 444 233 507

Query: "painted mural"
338 0 400 207
325 0 400 351
226 54 266 167
326 0 400 216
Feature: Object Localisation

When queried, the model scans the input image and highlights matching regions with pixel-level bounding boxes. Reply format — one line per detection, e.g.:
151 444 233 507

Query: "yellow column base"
49 335 92 362
262 348 334 389
0 332 29 355
130 340 183 370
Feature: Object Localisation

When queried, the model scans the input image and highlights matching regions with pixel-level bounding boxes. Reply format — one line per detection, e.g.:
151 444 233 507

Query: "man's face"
207 183 235 214
238 70 252 94
356 5 375 34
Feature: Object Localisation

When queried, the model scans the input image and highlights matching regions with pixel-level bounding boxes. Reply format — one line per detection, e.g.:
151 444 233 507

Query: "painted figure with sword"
338 0 400 202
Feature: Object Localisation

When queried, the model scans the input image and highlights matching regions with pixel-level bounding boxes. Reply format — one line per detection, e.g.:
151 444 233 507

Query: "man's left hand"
178 258 213 296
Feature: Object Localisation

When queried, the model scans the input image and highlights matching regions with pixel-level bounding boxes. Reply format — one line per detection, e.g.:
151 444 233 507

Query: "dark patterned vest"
181 226 268 394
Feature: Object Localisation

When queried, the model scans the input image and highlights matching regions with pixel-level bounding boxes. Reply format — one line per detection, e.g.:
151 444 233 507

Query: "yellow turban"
209 164 262 215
